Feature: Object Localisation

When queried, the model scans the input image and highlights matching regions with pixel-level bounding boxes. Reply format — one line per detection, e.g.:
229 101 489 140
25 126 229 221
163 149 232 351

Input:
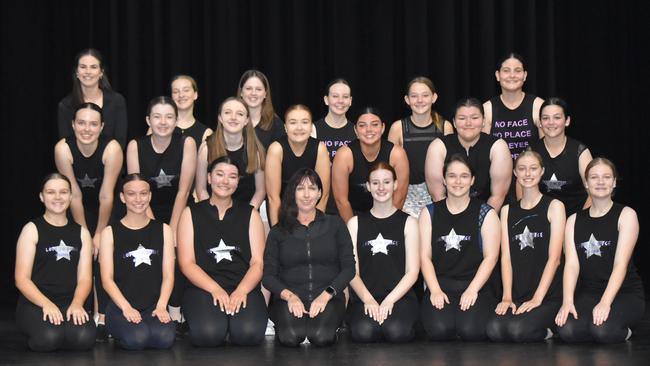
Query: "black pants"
271 295 345 347
557 291 645 343
486 299 560 342
169 264 187 308
183 287 267 347
420 288 497 341
16 298 95 352
105 302 175 350
346 296 418 343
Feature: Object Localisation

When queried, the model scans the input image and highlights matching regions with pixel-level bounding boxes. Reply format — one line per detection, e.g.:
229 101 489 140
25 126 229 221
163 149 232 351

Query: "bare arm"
498 206 514 303
195 142 210 201
465 209 500 294
533 97 545 138
264 142 283 226
170 137 197 234
233 210 266 294
126 139 140 174
156 224 175 311
96 141 123 242
443 120 454 135
424 139 447 202
487 139 512 211
600 207 639 306
531 200 565 302
15 223 54 308
347 217 377 304
390 145 409 209
315 142 331 212
250 166 266 210
482 101 493 134
387 121 403 146
99 226 133 311
556 214 580 326
578 148 594 210
382 216 420 304
70 227 94 308
332 146 354 223
54 140 87 229
419 209 443 294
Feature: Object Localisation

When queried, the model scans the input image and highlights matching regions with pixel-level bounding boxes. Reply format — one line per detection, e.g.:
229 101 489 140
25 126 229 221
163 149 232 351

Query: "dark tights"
347 296 418 343
486 300 560 342
105 302 175 350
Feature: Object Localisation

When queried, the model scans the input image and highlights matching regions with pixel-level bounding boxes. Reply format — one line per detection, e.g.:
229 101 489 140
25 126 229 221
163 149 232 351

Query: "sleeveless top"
529 137 589 216
427 199 492 286
175 120 210 151
348 140 394 213
355 210 413 301
489 93 539 160
112 220 165 310
136 133 186 223
507 195 561 302
313 117 356 161
574 204 643 296
29 217 82 305
442 133 499 202
66 136 111 234
255 115 285 151
190 200 253 291
400 117 443 184
226 145 256 205
279 136 319 199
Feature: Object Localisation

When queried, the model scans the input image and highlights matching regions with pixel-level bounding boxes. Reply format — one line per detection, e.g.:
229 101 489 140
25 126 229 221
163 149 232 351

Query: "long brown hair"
236 70 277 131
406 76 444 132
206 97 265 174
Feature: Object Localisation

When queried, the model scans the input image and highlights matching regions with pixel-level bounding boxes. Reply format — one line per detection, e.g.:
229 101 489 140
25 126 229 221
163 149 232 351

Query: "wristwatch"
325 286 337 296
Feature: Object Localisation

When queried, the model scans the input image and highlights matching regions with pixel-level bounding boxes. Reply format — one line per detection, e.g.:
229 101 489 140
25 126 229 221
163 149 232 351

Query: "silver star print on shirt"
151 169 176 188
580 234 611 258
542 173 567 192
124 244 156 267
77 173 98 188
46 240 76 261
438 228 471 252
364 233 397 255
514 226 543 250
209 239 237 263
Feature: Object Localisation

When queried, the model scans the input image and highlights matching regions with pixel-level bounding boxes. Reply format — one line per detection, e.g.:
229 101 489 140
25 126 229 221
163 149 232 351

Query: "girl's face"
72 108 103 145
147 103 177 137
443 161 474 198
585 163 616 199
218 100 249 135
40 179 72 214
207 163 240 198
496 57 527 92
453 106 484 143
355 113 384 145
324 83 352 116
367 168 396 204
540 105 570 139
285 109 312 144
120 180 151 215
404 82 437 115
240 76 267 109
76 55 103 88
171 78 198 111
514 155 544 189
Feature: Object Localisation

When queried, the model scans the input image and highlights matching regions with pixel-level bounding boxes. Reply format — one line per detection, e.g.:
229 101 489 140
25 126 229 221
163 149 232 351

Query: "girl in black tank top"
170 75 213 149
556 158 644 343
346 162 420 343
419 155 500 341
100 174 176 350
265 105 330 226
487 151 566 342
127 96 197 233
15 174 95 351
178 156 268 347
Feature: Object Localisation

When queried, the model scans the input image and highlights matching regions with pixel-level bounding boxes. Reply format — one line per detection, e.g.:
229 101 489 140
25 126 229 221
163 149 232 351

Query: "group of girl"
14 49 643 352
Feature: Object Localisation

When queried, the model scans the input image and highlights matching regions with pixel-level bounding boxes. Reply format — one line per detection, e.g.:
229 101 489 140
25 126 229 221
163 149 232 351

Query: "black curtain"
2 0 649 305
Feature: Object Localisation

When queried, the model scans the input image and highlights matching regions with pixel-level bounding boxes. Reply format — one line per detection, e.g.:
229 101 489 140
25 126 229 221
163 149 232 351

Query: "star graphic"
77 173 98 188
365 233 397 255
125 244 156 267
151 169 176 188
514 226 540 250
580 234 610 258
542 173 567 192
47 240 76 261
439 228 471 252
208 239 237 263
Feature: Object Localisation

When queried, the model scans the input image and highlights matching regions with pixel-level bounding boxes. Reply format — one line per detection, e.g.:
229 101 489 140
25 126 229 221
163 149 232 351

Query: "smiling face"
355 113 384 145
218 99 249 135
285 108 312 144
585 163 617 199
72 108 103 145
453 106 484 143
171 77 198 111
367 168 396 204
514 154 544 189
121 180 151 215
540 104 570 139
443 161 474 198
324 82 352 117
40 178 72 215
207 162 240 198
496 57 527 92
147 103 177 138
240 76 267 109
405 82 437 115
76 55 103 88
295 177 321 214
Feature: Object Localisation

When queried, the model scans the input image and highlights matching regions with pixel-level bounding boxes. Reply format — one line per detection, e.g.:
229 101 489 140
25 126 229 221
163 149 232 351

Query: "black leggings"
105 302 175 350
16 298 95 352
169 264 188 308
182 287 267 347
486 300 560 342
420 289 497 341
92 259 109 314
557 291 645 343
346 296 418 343
271 295 346 347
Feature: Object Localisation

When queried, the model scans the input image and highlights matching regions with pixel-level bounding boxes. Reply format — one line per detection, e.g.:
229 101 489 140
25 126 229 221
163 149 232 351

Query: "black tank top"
137 133 185 223
255 115 285 151
313 118 356 161
227 145 256 205
530 137 589 216
355 210 413 301
30 217 82 305
400 117 443 184
348 140 394 213
66 136 110 233
112 220 164 310
427 199 491 286
279 136 319 199
190 200 253 291
175 120 210 151
574 204 643 296
507 195 561 302
489 93 539 159
442 133 498 202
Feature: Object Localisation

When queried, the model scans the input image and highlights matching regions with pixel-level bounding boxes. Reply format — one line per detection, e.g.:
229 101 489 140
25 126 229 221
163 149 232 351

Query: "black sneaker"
96 324 108 343
175 321 189 339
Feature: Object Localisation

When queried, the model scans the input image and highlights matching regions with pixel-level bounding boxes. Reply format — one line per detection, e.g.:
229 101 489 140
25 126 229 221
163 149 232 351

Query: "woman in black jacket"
263 168 355 347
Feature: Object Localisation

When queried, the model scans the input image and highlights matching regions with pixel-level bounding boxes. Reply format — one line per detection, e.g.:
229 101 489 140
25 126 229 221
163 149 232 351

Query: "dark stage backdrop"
1 0 648 305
